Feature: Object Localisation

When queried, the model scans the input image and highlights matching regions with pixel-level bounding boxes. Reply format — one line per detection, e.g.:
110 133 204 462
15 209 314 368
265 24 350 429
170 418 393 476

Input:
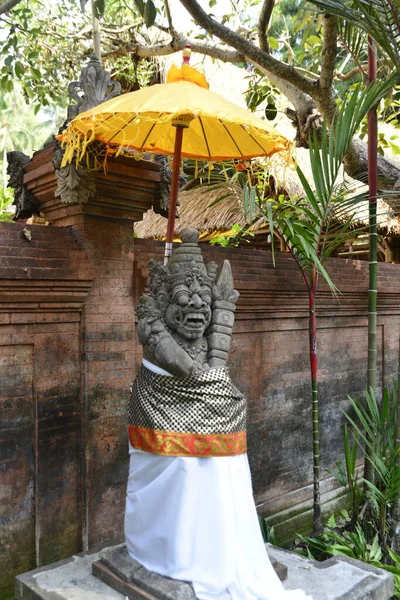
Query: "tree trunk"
91 0 102 61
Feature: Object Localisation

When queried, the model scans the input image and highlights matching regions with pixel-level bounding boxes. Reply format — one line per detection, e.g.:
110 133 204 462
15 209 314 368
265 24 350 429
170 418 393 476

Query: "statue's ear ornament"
148 258 167 299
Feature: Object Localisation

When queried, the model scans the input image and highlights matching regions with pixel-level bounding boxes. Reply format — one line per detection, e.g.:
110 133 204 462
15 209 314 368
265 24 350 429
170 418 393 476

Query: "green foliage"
326 423 364 517
134 0 157 28
327 383 400 539
209 223 255 247
0 188 13 222
297 512 400 598
308 0 400 69
240 74 399 291
298 512 384 562
245 71 279 119
299 382 400 597
0 87 55 188
347 385 400 540
258 516 278 545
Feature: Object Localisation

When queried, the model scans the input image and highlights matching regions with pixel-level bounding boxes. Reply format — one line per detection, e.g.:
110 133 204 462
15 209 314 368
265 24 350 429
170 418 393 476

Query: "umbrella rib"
220 121 244 156
240 124 269 155
140 122 157 148
77 112 115 135
198 116 211 158
107 114 138 144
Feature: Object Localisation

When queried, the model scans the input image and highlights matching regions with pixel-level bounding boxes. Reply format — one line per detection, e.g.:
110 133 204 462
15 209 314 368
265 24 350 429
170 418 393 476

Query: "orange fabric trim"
128 425 247 457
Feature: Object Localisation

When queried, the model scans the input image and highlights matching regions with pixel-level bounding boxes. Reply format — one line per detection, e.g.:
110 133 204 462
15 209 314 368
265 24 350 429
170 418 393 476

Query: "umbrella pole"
164 125 185 265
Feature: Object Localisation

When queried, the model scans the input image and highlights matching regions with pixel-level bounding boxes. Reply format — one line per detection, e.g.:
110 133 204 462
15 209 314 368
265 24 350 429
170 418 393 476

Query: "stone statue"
121 229 312 600
137 228 239 376
7 151 39 221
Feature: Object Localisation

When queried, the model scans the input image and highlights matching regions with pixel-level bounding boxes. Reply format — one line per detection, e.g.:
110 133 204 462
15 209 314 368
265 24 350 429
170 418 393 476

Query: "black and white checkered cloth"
128 366 246 435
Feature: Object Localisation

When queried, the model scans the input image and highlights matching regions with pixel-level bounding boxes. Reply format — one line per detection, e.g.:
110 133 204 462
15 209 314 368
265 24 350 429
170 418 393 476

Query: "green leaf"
31 66 41 80
265 101 277 121
389 142 400 155
144 0 157 27
79 0 89 12
134 0 145 16
15 61 24 79
327 513 336 528
307 35 321 45
268 36 279 50
93 0 105 18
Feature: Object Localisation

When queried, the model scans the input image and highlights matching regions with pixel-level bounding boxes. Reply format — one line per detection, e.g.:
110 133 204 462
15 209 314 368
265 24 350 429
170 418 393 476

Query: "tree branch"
178 0 318 98
258 0 275 53
319 14 338 96
335 64 367 81
0 0 23 15
164 0 176 36
102 37 245 63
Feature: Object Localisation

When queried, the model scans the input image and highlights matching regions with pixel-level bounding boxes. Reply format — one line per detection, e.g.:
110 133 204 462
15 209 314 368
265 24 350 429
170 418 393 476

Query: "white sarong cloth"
125 361 312 600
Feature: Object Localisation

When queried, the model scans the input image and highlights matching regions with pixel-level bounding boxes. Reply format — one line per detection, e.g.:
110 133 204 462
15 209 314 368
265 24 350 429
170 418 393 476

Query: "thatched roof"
134 157 400 240
135 185 248 240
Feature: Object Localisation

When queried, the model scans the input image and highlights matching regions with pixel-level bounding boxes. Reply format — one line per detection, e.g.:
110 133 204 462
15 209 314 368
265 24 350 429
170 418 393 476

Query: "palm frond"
309 0 400 67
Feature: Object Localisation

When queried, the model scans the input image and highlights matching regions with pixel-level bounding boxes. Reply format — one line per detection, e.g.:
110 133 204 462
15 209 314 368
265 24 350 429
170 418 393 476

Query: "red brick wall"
0 222 93 597
75 218 137 549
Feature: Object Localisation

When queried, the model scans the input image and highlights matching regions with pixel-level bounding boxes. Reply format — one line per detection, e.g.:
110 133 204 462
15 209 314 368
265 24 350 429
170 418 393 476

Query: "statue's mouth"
182 312 206 330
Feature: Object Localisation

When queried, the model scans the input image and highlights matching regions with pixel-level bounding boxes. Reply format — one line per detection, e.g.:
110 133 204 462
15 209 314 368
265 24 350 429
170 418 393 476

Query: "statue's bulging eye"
177 292 190 306
200 290 212 305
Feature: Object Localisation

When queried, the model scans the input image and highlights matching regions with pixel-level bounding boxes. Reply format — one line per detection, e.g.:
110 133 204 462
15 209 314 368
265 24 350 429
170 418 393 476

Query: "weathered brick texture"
0 222 93 598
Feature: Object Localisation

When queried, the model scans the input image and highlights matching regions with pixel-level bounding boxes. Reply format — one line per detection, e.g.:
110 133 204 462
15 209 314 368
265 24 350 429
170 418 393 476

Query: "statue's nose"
189 293 204 309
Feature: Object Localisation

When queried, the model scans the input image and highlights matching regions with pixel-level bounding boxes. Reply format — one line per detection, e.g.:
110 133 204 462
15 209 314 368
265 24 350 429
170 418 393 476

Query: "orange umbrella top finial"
167 46 209 90
182 45 191 64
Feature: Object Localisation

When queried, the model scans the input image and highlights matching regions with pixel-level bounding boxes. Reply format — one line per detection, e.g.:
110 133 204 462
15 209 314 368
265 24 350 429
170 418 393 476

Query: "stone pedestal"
92 544 287 599
14 543 394 600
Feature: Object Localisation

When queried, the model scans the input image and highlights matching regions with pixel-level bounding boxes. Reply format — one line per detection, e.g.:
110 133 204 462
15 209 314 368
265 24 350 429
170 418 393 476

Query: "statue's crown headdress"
166 228 216 286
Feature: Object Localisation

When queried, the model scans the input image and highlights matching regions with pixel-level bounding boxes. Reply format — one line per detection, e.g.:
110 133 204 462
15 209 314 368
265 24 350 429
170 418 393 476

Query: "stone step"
14 542 394 600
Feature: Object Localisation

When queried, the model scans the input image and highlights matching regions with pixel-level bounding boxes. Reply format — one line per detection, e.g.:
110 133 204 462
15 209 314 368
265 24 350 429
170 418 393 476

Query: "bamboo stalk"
365 36 378 485
309 269 322 532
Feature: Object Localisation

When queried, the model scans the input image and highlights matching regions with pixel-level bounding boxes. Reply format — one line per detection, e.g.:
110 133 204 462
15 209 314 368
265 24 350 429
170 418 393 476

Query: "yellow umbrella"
60 49 291 262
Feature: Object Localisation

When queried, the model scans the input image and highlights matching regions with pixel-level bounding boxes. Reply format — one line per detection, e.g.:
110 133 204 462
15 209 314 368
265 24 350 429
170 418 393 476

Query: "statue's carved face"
165 273 212 340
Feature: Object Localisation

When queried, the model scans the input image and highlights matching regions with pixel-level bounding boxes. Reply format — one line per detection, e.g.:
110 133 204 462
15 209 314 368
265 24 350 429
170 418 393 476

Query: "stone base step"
15 542 394 600
92 544 287 600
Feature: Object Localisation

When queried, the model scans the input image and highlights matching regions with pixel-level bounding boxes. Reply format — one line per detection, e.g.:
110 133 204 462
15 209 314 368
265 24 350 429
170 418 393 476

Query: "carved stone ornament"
55 163 97 204
137 228 239 376
7 151 39 220
53 55 121 204
67 54 121 122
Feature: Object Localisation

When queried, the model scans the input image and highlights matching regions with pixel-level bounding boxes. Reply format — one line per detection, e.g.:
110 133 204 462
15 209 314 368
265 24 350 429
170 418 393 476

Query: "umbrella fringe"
57 108 294 172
